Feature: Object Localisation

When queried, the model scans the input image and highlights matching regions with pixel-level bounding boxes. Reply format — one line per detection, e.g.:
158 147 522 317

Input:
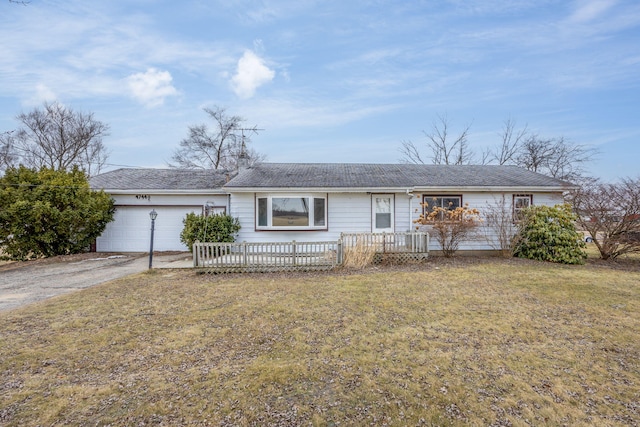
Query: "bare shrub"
483 195 519 257
415 201 482 257
342 239 377 268
569 176 640 260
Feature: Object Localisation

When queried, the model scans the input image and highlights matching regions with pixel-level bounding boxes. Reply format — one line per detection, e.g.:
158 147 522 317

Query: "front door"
372 194 394 233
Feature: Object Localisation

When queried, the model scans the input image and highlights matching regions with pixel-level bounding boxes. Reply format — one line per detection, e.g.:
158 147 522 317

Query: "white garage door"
96 206 201 252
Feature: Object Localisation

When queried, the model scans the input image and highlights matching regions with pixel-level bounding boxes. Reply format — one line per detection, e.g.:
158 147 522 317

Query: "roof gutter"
92 189 227 195
223 185 574 193
412 185 577 193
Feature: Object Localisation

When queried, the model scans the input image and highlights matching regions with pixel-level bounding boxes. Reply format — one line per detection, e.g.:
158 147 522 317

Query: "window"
273 197 309 226
314 198 326 226
258 198 268 226
373 195 394 232
422 195 462 220
256 195 327 230
513 194 532 221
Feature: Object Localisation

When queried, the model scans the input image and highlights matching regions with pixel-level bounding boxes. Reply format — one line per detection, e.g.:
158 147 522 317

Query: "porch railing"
193 232 429 272
340 232 429 253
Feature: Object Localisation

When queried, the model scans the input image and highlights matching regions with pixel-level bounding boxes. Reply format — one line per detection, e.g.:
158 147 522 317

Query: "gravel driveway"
0 252 191 312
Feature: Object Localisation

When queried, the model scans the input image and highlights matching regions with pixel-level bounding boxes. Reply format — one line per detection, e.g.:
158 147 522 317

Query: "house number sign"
135 194 151 201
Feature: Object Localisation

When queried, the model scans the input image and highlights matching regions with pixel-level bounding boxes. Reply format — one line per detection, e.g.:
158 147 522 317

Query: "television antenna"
235 126 264 154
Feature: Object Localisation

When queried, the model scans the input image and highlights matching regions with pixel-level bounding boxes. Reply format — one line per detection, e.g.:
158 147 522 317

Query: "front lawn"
1 258 639 426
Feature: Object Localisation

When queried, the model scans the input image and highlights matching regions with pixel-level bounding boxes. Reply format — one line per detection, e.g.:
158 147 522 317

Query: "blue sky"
1 0 639 180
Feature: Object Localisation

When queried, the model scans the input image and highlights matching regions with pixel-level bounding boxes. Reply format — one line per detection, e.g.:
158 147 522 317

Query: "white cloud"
23 84 57 107
230 50 275 99
126 68 178 107
242 98 398 129
569 0 617 23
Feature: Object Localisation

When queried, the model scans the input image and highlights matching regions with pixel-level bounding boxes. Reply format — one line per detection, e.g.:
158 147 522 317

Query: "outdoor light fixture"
148 209 157 269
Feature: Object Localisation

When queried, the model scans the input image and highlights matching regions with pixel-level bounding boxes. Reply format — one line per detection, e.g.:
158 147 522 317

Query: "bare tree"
484 118 528 165
0 131 17 174
569 176 640 260
544 137 596 182
515 135 595 181
514 135 555 173
400 114 473 165
399 140 426 165
170 106 265 171
0 102 109 176
400 114 596 181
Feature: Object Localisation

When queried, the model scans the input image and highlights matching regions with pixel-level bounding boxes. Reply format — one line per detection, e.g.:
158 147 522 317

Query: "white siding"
230 190 566 251
108 193 228 208
232 192 417 243
232 193 366 242
412 191 567 251
533 192 565 206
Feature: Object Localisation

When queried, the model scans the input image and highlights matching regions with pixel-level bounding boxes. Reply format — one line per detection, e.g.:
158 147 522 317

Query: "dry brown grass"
1 258 639 426
341 239 378 268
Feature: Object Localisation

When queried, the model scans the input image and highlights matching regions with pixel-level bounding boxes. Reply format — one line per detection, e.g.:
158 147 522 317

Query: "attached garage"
90 169 229 253
96 205 202 252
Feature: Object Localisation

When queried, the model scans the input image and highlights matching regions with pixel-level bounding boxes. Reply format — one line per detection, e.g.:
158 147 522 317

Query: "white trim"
97 189 226 195
372 193 395 233
412 186 574 192
226 186 573 193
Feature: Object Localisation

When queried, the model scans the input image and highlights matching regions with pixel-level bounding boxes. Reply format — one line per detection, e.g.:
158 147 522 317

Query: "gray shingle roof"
90 164 573 192
90 168 229 190
224 163 572 189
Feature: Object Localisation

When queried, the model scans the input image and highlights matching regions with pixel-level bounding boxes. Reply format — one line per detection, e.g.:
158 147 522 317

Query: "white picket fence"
192 240 340 272
193 232 429 272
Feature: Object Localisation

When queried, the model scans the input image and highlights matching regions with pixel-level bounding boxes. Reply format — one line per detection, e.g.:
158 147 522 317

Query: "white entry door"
372 194 394 233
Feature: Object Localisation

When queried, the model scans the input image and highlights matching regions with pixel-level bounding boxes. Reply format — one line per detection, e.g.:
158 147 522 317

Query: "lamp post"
148 209 157 269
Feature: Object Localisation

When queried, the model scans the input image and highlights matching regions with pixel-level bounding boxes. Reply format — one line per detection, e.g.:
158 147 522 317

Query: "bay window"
256 195 327 230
